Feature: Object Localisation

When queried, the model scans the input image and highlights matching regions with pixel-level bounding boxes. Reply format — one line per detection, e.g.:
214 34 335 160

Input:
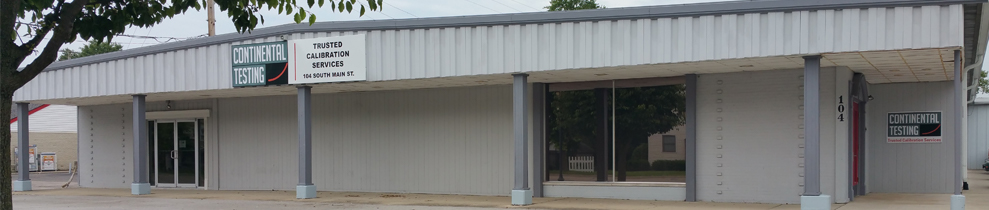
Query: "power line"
507 0 541 11
466 0 502 13
491 0 524 12
382 2 419 18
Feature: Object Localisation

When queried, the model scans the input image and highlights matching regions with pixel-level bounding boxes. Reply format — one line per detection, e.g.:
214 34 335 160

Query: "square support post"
800 56 830 210
951 50 965 210
685 74 697 202
532 83 546 197
13 103 31 192
297 86 316 199
512 73 532 206
131 95 150 195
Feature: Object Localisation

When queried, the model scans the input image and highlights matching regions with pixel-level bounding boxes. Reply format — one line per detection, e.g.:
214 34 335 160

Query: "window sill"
543 181 686 188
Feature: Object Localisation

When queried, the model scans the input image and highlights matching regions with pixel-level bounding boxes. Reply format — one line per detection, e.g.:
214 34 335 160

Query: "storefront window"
546 82 686 183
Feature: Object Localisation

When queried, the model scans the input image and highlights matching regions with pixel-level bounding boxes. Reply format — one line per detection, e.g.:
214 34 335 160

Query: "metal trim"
37 0 984 72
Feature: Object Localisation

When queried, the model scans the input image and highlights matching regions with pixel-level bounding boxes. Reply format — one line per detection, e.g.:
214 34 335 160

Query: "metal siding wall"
866 82 954 193
13 5 965 102
309 85 512 195
10 105 78 133
213 86 512 194
696 68 840 204
77 103 133 188
967 104 989 170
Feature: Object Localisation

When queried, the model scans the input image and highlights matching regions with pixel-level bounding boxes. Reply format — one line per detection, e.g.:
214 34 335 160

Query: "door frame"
153 120 200 188
146 109 210 189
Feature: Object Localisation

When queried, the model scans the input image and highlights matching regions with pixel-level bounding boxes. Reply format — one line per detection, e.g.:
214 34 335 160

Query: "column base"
800 195 831 210
131 183 150 195
511 189 533 206
13 180 31 192
297 185 317 199
950 195 965 210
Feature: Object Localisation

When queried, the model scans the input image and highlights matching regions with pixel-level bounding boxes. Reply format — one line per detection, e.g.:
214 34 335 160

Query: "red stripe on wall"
9 104 51 124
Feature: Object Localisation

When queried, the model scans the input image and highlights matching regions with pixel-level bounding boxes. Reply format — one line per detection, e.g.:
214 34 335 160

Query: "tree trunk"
593 89 608 181
0 89 14 210
557 149 566 181
616 143 629 181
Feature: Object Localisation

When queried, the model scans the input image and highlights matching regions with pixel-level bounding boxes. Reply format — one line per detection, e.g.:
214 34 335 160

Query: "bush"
627 144 651 171
651 160 686 171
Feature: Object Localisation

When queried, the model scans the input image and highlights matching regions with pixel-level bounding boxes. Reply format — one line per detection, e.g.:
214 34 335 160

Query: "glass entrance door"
154 120 201 188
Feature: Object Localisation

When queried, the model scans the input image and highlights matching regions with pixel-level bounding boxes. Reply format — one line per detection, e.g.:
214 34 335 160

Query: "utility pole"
207 0 216 36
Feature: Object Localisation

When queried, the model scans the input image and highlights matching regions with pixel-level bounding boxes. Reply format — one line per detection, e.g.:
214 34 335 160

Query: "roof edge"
38 0 987 72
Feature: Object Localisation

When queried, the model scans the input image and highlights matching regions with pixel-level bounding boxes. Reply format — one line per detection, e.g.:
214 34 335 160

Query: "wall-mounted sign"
231 41 289 87
887 111 942 143
288 34 366 84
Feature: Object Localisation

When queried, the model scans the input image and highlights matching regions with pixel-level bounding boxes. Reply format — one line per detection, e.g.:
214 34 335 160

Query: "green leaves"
309 14 316 25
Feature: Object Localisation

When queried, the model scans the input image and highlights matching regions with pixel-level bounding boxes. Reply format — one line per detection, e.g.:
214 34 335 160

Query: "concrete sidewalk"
14 170 989 210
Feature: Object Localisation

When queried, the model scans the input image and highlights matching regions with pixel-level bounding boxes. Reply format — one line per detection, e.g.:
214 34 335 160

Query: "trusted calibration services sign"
287 34 366 84
887 111 942 143
230 41 289 87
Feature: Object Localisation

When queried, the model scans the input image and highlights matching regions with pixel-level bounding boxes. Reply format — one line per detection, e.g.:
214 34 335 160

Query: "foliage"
627 144 650 171
58 40 122 61
651 160 686 171
980 71 988 94
545 0 603 11
1 0 382 209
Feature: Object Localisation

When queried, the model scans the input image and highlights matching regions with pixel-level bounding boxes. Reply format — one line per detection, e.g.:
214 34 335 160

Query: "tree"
612 86 685 181
58 40 123 61
1 0 382 209
545 0 603 11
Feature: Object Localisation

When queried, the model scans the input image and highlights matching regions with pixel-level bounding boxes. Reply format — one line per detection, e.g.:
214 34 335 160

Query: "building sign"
231 42 289 87
887 112 942 143
288 34 367 84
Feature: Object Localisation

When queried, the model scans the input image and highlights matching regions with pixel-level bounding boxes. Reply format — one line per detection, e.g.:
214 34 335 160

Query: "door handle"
171 150 177 159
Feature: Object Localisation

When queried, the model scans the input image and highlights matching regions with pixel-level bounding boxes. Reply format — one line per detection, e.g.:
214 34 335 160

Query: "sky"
16 0 736 67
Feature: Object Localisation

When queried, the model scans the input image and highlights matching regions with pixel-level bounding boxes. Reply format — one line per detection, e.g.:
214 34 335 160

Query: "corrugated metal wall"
215 85 514 195
866 82 955 193
967 104 989 170
696 68 841 204
11 105 78 133
78 103 133 188
14 5 964 102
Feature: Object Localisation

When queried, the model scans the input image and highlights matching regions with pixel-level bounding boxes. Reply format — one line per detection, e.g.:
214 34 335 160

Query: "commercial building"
9 0 989 209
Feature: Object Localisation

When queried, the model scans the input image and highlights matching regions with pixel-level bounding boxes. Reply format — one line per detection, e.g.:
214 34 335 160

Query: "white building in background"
10 104 78 171
9 0 989 209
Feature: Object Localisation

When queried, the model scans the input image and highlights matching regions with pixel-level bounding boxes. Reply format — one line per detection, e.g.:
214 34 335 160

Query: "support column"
512 73 532 206
13 103 31 192
532 83 546 197
131 95 150 195
800 56 830 210
951 50 965 210
297 86 316 199
685 74 697 202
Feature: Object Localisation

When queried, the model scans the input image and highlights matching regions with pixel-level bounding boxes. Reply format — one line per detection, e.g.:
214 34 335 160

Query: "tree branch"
12 0 92 89
1 0 26 74
19 0 65 55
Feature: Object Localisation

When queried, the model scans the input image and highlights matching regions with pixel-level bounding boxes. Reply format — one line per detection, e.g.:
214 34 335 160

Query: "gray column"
297 86 316 199
14 103 31 192
954 50 963 195
685 74 697 201
803 55 822 196
513 74 529 191
511 73 532 206
17 103 29 181
131 95 150 195
532 83 546 197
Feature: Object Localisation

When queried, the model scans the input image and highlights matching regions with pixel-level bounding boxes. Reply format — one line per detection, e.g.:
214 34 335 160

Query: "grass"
547 170 685 177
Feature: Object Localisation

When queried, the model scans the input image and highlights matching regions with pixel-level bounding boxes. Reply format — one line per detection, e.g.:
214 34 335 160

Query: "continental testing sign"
288 34 367 84
887 112 942 143
231 42 289 87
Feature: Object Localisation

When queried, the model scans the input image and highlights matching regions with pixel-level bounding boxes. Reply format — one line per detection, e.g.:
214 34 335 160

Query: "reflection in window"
546 82 687 183
662 135 676 153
